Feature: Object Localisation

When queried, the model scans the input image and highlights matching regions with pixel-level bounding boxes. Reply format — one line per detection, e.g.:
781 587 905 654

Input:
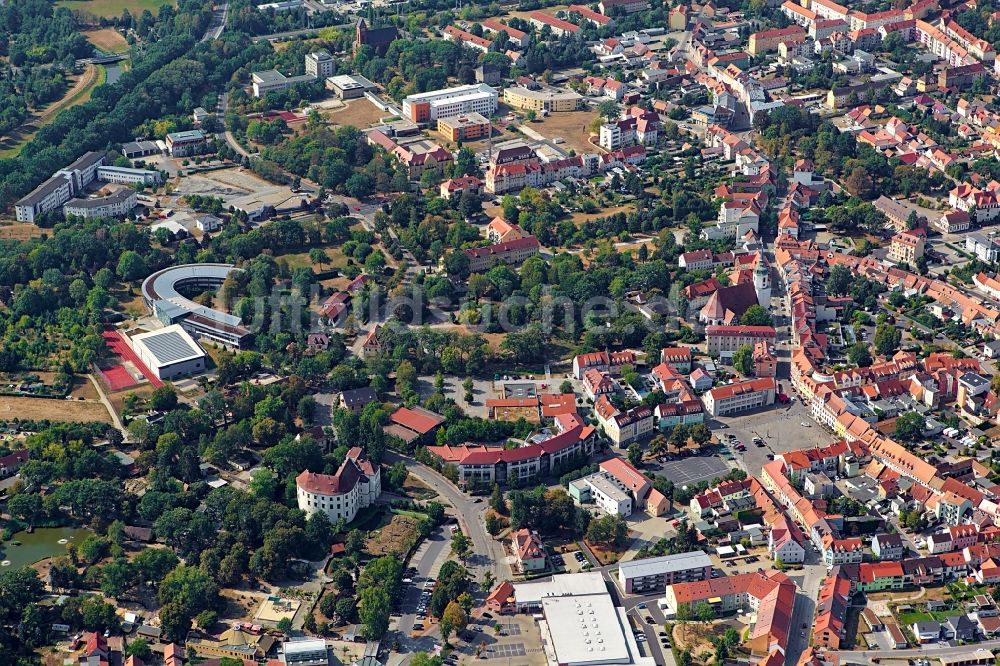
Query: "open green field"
58 0 176 19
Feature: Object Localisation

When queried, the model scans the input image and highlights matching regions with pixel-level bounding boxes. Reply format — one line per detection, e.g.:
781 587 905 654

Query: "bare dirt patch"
0 223 46 240
325 99 388 129
0 396 111 423
568 203 637 226
365 514 422 557
529 110 601 154
83 27 129 53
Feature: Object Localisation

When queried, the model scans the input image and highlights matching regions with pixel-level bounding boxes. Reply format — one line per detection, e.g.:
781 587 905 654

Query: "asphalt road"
386 451 509 582
201 0 228 41
397 525 449 634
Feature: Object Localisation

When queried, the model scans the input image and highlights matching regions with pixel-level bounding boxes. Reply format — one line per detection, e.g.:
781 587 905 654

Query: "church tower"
354 19 367 55
753 259 771 306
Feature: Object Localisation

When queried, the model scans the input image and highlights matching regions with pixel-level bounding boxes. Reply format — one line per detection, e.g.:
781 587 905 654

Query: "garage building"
130 325 207 380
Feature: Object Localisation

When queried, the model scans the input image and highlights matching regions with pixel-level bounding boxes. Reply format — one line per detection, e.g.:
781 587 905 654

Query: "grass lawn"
276 244 351 273
58 0 175 18
390 508 430 521
897 611 933 625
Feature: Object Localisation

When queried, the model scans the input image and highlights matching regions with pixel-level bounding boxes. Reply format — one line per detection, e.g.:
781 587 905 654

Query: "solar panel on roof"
141 330 200 365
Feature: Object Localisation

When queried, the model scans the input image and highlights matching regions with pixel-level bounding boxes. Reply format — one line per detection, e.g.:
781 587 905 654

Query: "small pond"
0 527 93 569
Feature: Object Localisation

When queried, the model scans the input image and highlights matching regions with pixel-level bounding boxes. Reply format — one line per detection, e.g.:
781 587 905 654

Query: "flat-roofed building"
325 74 376 99
97 166 162 187
279 637 329 666
618 551 713 594
141 263 251 348
503 86 583 112
402 84 498 123
506 573 655 666
304 50 335 78
129 324 207 380
165 130 208 157
437 112 492 141
251 69 318 98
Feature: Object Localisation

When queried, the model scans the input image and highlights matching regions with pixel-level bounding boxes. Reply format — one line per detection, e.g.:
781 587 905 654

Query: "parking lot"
484 643 527 659
649 455 732 488
713 400 837 477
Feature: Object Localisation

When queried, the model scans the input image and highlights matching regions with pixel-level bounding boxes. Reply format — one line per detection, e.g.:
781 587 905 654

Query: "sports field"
58 0 176 19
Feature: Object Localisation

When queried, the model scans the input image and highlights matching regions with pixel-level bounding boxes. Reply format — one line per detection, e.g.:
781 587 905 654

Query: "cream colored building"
887 230 925 265
503 87 583 112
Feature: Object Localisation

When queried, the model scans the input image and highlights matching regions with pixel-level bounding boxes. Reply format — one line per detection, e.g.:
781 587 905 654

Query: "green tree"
597 99 620 122
847 343 872 368
126 638 152 659
490 484 507 515
874 322 902 357
696 601 715 623
739 304 771 326
826 264 852 296
359 586 391 640
627 443 643 467
732 344 754 377
451 531 471 560
116 250 148 282
895 411 925 441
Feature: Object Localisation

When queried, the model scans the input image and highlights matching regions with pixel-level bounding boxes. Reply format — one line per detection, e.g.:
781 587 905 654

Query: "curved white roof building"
142 263 250 348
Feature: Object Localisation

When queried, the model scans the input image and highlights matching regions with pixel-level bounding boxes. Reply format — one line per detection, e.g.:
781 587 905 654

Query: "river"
104 63 123 86
0 527 93 569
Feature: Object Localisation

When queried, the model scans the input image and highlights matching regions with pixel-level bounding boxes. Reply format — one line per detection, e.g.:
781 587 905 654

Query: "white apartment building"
63 189 138 220
966 233 1000 263
402 84 498 123
15 150 106 222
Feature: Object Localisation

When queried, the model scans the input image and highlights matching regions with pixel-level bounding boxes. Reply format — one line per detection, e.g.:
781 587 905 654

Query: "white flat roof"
514 572 608 606
131 324 205 368
617 551 712 580
403 83 496 103
542 595 632 666
588 474 630 503
283 638 327 655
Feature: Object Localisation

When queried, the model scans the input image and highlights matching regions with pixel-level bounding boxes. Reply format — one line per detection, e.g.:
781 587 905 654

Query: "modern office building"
437 112 492 141
96 166 162 187
165 130 208 157
141 263 251 348
502 86 583 112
